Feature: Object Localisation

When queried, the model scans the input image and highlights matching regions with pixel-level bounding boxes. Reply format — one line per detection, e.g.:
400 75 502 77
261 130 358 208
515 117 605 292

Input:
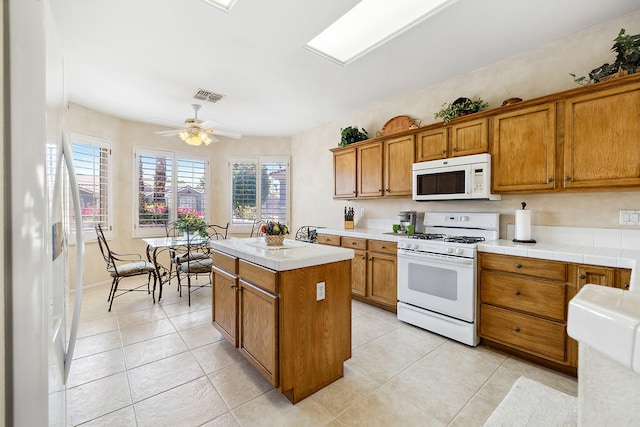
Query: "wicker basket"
264 234 285 246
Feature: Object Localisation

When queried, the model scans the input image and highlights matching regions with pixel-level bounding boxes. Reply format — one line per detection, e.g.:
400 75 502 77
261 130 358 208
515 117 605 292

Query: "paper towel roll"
515 209 532 241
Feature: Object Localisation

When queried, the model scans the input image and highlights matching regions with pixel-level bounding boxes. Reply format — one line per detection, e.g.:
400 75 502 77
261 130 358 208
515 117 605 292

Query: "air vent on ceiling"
194 89 224 103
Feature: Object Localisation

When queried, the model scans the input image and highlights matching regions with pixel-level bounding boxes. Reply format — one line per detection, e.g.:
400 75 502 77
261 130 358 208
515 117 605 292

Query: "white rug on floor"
484 376 577 427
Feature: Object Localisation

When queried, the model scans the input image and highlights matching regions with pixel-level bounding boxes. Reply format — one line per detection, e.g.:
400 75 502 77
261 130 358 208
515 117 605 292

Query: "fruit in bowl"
261 221 289 236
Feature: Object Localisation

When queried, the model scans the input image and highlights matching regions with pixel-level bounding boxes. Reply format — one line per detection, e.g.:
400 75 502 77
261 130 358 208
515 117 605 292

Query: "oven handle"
398 250 474 266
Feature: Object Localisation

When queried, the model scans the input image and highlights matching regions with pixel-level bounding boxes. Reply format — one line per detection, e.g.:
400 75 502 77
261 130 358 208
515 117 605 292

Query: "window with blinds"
69 134 112 241
134 147 208 237
229 157 289 230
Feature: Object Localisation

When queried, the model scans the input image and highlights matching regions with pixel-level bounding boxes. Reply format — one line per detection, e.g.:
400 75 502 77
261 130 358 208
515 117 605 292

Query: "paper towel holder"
513 202 537 244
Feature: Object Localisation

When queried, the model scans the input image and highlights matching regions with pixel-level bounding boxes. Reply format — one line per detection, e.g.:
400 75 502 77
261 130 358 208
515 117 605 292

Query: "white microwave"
412 153 500 201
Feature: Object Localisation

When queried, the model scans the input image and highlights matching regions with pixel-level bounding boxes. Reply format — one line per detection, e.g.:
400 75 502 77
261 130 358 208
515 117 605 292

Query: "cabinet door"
450 118 488 157
367 252 397 308
239 279 279 386
357 141 384 197
576 265 615 290
351 249 367 297
564 83 640 188
416 127 448 161
384 135 415 196
492 103 556 192
212 267 239 347
333 147 357 198
616 268 631 291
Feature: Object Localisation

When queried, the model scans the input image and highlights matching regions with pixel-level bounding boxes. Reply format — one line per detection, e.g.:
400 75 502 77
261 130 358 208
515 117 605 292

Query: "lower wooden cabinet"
211 249 352 403
478 252 631 372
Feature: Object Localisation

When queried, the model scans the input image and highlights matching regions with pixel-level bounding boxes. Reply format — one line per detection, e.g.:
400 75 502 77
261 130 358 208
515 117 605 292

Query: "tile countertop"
478 240 640 291
316 228 640 292
210 237 354 272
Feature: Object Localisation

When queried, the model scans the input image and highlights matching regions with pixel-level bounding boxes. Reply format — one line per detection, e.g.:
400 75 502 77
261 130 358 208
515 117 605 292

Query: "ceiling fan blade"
211 129 242 139
155 129 184 136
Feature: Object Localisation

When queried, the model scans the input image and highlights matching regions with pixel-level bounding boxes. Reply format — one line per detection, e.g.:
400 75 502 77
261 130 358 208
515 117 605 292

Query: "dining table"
142 235 208 301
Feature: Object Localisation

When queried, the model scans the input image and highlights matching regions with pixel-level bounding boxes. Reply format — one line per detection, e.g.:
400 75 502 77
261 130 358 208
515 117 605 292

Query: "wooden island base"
211 242 353 404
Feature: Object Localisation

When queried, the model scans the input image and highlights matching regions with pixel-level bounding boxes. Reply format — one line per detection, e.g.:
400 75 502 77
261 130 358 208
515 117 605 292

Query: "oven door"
397 249 476 322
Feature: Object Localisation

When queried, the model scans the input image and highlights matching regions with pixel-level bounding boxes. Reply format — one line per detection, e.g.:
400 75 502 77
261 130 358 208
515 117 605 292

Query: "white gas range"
396 212 499 346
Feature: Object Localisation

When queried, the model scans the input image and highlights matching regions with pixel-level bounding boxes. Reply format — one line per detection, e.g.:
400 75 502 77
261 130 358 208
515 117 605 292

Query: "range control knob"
446 247 454 254
455 248 463 255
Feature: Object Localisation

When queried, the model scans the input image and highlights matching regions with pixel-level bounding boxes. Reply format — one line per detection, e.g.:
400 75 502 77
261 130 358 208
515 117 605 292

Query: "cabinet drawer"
480 271 566 321
480 304 566 362
317 234 341 246
238 260 278 294
368 240 397 255
212 250 238 274
341 237 367 250
480 253 567 281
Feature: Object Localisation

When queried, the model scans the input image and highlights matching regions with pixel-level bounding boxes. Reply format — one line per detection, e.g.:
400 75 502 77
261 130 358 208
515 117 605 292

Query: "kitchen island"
209 237 354 403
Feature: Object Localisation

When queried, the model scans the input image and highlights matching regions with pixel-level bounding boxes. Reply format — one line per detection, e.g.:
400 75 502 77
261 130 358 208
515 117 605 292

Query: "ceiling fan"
155 104 241 146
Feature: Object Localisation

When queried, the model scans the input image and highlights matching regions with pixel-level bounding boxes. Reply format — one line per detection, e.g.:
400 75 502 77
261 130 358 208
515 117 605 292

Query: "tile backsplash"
506 224 640 251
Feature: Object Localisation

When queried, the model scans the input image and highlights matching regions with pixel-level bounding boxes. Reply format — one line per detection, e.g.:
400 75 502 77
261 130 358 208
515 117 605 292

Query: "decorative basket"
264 234 285 246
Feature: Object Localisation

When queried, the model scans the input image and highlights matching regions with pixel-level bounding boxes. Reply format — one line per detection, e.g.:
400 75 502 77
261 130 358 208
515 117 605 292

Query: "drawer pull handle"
579 274 586 280
352 242 356 245
514 290 521 296
514 327 521 333
624 283 630 290
515 263 522 269
381 246 386 249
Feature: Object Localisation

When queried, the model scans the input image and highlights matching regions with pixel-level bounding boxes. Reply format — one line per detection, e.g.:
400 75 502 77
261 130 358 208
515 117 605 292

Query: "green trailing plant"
571 28 640 85
434 97 489 123
339 126 368 147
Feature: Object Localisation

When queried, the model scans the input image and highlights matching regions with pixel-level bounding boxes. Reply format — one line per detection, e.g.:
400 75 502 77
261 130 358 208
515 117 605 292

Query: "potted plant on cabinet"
339 126 368 147
434 97 489 123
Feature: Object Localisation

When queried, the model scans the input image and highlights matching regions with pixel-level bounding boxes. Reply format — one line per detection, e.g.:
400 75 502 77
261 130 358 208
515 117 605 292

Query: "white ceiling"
50 0 639 137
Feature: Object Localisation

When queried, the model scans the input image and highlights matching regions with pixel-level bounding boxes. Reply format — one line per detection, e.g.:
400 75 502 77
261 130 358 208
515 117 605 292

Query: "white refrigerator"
6 0 84 424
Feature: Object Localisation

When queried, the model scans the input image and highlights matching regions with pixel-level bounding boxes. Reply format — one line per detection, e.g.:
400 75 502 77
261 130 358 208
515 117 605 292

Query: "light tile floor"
67 276 577 426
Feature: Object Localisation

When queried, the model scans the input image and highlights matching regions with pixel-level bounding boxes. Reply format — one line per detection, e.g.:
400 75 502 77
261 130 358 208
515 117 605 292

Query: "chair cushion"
109 261 156 277
174 251 209 263
179 258 213 274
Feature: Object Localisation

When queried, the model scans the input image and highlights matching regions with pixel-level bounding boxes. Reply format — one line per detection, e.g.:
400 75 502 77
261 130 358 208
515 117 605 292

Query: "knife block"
344 220 354 229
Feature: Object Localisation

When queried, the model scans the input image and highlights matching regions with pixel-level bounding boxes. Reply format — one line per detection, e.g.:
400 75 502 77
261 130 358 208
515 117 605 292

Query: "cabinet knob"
352 241 356 245
452 147 457 152
565 176 572 181
381 246 386 249
514 327 521 333
368 257 373 261
579 274 586 280
547 177 554 183
361 255 366 260
230 284 235 289
514 290 521 296
378 188 382 192
441 149 446 154
515 263 522 269
624 283 630 290
385 188 390 192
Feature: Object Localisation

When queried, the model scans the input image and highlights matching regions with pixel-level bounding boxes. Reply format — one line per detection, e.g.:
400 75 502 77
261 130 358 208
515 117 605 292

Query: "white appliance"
397 212 499 346
412 153 501 201
6 0 84 424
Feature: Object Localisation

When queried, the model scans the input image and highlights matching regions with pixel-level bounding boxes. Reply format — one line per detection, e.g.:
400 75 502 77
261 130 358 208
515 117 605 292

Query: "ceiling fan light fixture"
180 130 211 146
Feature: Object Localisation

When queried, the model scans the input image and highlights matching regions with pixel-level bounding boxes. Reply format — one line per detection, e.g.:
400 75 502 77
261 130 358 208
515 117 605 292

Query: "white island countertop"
210 237 354 271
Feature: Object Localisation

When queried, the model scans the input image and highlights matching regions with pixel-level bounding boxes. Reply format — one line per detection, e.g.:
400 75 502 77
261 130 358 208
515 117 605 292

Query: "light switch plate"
620 210 640 225
316 282 325 301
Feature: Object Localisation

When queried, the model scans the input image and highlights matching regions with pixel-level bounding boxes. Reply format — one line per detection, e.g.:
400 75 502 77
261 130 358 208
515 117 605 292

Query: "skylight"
306 0 456 65
200 0 237 13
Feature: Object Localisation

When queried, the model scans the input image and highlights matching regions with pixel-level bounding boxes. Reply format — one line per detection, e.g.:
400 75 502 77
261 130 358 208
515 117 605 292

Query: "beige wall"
290 10 640 236
66 103 291 287
0 3 5 421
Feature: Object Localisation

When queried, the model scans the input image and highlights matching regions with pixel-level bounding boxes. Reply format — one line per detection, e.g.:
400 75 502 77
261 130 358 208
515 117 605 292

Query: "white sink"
568 284 640 373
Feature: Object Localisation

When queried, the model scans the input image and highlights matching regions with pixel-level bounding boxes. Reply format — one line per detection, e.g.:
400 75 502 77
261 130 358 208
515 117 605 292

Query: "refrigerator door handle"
62 132 84 383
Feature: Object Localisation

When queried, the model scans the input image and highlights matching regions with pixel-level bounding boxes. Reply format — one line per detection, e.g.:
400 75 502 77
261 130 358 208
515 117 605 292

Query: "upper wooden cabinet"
415 118 487 162
563 82 640 189
384 135 415 196
332 134 414 199
492 103 557 192
333 146 356 199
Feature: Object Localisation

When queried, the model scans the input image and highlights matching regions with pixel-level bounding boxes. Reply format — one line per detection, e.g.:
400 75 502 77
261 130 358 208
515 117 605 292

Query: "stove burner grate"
408 233 446 240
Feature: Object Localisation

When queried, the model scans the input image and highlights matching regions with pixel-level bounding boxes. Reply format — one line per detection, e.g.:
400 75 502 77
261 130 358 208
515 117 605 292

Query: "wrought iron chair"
175 231 214 305
95 224 157 311
206 222 229 241
250 219 265 237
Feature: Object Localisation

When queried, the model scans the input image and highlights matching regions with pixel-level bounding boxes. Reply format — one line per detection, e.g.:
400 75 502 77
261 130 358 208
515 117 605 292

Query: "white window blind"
69 134 112 240
229 157 289 230
134 147 208 237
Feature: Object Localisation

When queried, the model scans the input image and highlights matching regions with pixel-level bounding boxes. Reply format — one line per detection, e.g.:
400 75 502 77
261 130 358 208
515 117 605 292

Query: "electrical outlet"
360 208 365 217
620 210 640 225
316 282 325 301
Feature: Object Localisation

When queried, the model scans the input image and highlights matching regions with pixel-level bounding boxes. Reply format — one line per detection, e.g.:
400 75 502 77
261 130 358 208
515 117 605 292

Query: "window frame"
133 146 210 238
228 156 290 234
68 132 113 243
